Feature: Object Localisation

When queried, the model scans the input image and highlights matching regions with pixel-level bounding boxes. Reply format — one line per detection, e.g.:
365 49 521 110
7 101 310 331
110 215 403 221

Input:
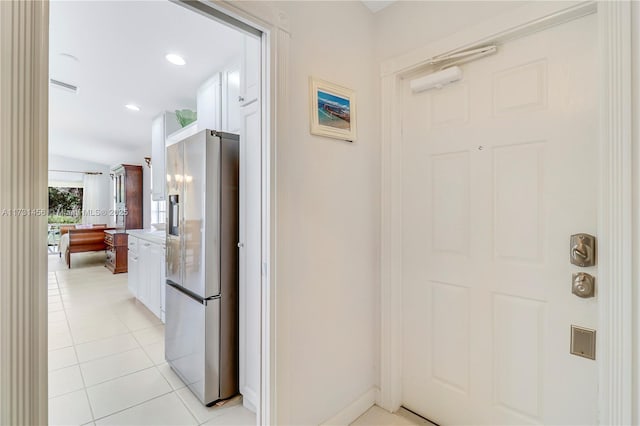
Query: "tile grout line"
50 337 142 371
49 344 147 374
56 269 99 424
90 388 177 424
50 257 227 425
52 260 170 423
153 364 200 424
79 354 156 389
48 357 164 401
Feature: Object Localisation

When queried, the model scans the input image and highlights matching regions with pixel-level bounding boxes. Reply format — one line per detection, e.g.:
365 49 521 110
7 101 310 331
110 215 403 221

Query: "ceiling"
49 0 244 166
361 1 397 13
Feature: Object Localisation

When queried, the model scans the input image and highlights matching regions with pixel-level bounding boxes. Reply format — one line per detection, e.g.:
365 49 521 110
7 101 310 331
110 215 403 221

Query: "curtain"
82 174 102 225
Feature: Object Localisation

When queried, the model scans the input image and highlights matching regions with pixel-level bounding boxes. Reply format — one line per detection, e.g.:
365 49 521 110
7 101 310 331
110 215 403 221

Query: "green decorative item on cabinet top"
175 109 197 127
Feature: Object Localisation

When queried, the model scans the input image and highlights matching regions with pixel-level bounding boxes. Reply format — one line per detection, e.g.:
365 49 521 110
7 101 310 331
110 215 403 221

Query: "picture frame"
309 77 357 142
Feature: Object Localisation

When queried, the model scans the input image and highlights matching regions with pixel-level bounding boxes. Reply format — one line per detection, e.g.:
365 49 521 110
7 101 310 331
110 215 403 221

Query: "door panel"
183 133 206 297
401 14 597 425
239 100 261 408
183 132 220 298
165 285 220 404
166 142 183 287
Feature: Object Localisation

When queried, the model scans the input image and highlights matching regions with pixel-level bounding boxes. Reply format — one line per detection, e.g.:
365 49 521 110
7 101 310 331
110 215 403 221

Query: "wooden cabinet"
111 164 143 230
105 230 128 274
151 112 180 201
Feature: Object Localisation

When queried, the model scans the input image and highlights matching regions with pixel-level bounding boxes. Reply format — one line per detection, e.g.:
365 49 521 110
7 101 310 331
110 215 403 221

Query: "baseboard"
321 387 378 426
241 385 258 413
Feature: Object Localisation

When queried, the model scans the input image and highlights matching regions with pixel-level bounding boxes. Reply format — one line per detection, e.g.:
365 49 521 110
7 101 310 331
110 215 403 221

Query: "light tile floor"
48 253 430 426
351 406 435 426
48 252 255 426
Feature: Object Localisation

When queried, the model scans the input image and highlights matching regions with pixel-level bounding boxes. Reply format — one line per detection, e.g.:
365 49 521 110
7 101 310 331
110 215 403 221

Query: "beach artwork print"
317 90 351 131
309 77 357 142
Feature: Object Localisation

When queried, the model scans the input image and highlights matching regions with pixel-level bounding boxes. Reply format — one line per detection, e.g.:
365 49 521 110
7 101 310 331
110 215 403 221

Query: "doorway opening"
47 1 266 425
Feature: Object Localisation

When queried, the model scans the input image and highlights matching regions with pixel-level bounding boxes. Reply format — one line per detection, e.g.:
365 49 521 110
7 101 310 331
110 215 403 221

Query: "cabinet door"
161 246 166 323
128 250 139 297
223 62 241 134
151 112 180 202
138 242 149 305
147 242 163 319
151 116 165 201
240 35 260 106
197 73 222 131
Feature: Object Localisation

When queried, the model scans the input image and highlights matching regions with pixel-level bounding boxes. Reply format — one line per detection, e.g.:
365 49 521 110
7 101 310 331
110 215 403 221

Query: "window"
151 199 166 225
47 185 83 253
150 165 166 225
48 186 83 224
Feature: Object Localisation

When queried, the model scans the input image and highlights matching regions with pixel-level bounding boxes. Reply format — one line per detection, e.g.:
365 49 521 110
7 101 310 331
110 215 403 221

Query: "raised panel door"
401 15 598 425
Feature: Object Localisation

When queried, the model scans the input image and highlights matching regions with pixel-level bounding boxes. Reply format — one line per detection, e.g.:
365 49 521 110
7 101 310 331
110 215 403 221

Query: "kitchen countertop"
126 229 165 245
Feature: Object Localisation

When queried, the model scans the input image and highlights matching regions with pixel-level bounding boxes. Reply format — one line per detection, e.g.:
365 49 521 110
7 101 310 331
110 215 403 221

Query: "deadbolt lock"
570 233 596 267
572 272 595 298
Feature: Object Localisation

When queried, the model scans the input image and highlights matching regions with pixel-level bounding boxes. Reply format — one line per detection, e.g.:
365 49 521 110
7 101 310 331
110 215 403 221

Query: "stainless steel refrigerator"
164 129 239 406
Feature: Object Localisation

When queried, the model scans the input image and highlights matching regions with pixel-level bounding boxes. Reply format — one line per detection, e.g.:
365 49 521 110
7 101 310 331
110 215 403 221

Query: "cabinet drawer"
128 237 138 254
104 233 114 246
105 251 114 266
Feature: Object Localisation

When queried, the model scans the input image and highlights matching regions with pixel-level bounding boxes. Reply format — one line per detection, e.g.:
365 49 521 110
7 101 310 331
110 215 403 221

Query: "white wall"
374 1 529 62
242 2 532 424
269 2 380 424
48 155 113 225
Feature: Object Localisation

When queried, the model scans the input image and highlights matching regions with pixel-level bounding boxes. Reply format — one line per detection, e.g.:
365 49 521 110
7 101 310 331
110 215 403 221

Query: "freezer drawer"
165 284 220 405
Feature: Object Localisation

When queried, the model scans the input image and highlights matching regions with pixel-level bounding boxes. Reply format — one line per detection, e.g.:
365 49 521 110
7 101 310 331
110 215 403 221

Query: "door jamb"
0 0 290 423
378 2 633 424
175 2 291 424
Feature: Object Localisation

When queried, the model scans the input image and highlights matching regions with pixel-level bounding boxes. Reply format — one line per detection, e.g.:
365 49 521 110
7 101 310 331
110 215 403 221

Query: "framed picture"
309 77 357 142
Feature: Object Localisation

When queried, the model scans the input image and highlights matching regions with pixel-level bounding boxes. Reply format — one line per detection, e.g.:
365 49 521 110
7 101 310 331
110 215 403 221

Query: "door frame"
0 0 290 424
378 1 633 424
173 3 290 424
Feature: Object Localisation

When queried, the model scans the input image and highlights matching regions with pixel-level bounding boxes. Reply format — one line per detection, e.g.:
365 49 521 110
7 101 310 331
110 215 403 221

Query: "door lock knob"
572 272 595 298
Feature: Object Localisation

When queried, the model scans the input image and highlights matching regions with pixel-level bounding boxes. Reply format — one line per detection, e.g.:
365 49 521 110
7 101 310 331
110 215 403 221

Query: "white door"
401 14 597 425
238 99 261 411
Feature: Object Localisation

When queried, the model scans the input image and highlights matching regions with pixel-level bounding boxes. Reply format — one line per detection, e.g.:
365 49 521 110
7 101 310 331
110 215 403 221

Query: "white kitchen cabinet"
222 61 241 133
196 73 222 131
139 240 162 319
127 239 139 297
151 112 180 201
238 99 261 411
160 251 166 323
127 233 165 321
240 35 260 106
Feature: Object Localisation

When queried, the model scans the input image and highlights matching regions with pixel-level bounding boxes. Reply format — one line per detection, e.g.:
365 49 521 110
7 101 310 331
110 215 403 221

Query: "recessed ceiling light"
165 53 186 66
125 104 140 112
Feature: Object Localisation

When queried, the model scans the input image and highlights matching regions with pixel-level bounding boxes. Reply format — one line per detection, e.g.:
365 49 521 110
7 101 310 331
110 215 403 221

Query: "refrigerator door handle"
166 280 208 305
